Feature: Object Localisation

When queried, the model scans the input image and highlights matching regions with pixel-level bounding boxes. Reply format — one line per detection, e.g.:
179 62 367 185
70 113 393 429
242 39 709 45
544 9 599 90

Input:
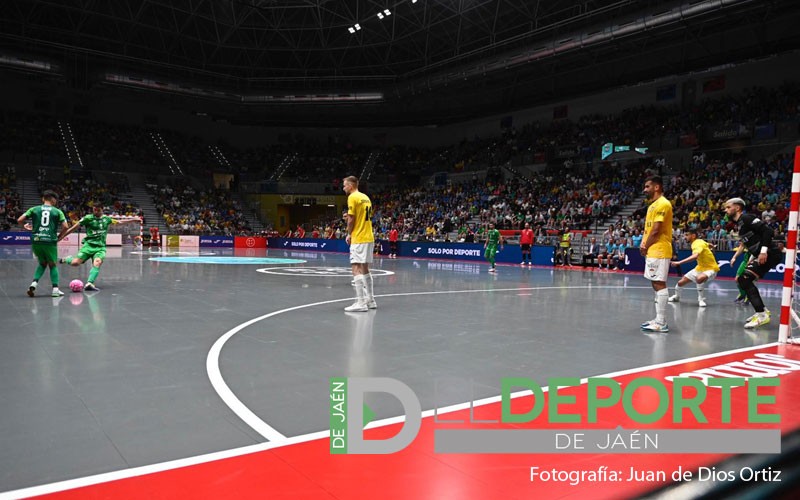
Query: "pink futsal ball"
69 279 84 293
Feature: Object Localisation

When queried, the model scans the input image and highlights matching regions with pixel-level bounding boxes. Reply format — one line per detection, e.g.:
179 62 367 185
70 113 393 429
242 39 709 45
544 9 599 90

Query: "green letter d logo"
347 377 421 454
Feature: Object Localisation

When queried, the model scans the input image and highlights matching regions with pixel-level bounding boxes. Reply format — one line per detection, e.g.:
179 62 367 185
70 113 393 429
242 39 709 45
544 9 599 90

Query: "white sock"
655 288 668 324
364 273 374 301
697 284 706 302
354 275 366 303
674 286 682 299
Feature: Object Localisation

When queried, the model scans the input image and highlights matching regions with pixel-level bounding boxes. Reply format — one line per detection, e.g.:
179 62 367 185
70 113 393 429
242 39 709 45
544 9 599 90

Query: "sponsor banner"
268 239 556 266
554 144 579 159
269 238 349 253
234 236 268 249
103 233 123 247
178 235 199 248
199 236 234 248
702 74 726 93
1 232 123 246
656 84 676 101
705 123 751 142
0 232 31 245
398 242 554 266
754 123 776 140
67 234 122 246
58 234 80 246
677 133 697 148
160 235 199 248
624 249 787 281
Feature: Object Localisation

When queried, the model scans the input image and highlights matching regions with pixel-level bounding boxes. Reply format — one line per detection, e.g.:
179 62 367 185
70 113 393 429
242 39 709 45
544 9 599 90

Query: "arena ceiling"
2 0 800 126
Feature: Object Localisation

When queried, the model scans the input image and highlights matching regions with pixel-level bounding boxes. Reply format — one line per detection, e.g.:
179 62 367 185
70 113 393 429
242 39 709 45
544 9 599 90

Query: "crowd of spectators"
0 111 64 163
39 167 142 222
71 119 161 169
0 166 21 231
667 151 791 250
3 83 799 185
2 82 800 247
370 83 800 181
364 159 646 242
148 180 252 235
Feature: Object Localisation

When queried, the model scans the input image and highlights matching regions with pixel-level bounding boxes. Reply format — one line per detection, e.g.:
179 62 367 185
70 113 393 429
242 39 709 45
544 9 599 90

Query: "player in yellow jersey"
640 176 673 332
668 228 720 307
343 176 376 312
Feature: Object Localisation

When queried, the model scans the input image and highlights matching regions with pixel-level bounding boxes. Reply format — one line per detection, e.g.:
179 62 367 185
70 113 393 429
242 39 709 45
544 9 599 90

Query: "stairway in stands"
231 192 267 233
18 178 41 212
149 131 184 176
360 151 380 182
127 174 168 234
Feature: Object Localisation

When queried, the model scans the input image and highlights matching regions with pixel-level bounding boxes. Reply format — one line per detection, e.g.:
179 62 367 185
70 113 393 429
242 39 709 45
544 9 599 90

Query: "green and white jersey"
24 204 66 244
79 214 116 247
486 229 501 247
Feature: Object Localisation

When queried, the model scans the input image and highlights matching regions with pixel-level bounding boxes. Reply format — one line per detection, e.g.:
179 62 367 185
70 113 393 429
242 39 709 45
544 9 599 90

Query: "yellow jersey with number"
644 195 673 259
692 238 720 273
347 191 374 244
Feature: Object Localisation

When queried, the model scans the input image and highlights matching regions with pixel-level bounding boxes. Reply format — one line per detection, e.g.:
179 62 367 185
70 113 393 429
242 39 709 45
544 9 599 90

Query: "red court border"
5 344 800 500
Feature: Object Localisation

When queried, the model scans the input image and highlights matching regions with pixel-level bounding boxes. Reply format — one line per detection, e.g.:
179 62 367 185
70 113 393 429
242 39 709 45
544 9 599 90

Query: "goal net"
108 215 143 246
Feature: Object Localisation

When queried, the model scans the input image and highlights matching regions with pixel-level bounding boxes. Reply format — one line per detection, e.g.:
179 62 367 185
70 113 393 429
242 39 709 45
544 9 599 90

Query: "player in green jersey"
483 223 504 273
58 203 140 291
17 190 70 297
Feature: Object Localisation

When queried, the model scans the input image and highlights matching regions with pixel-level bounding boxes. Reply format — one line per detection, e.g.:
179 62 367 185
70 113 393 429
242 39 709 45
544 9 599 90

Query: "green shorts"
76 244 107 263
484 245 498 260
31 243 59 265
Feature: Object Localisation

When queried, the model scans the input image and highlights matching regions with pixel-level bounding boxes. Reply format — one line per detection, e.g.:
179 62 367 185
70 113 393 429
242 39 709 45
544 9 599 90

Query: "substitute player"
668 228 720 307
484 223 504 273
520 222 534 266
343 176 376 312
388 225 399 259
58 203 140 291
18 190 70 297
640 176 673 333
724 197 783 328
149 225 160 251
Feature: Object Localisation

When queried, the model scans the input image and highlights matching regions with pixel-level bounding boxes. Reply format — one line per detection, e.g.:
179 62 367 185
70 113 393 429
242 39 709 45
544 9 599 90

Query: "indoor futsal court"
1 246 799 499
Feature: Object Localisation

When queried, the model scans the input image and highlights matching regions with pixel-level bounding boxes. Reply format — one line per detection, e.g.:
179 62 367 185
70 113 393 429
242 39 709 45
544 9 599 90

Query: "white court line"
2 340 780 500
255 266 395 277
207 285 655 442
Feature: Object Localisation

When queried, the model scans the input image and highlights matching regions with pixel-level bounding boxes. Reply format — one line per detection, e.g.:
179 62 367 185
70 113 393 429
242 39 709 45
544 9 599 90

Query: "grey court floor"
0 246 781 492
